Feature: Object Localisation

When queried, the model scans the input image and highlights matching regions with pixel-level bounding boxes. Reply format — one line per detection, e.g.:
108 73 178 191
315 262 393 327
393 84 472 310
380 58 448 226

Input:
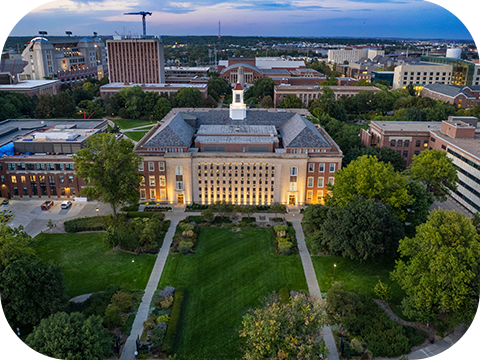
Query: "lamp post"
333 263 337 284
132 258 136 282
95 207 99 216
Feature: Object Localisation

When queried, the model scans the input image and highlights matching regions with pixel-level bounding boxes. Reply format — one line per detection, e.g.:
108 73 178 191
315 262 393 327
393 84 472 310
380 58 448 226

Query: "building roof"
0 79 61 91
233 83 243 91
100 82 207 90
423 83 476 99
196 136 279 144
280 113 330 148
197 124 277 136
371 121 442 133
0 59 28 77
142 113 195 147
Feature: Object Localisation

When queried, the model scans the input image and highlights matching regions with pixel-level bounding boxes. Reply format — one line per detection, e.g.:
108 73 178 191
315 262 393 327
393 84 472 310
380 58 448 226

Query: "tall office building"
107 36 165 84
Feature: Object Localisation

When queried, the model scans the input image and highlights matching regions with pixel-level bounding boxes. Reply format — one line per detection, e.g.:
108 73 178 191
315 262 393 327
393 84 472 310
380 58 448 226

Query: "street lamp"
96 207 99 216
132 258 136 282
333 263 337 284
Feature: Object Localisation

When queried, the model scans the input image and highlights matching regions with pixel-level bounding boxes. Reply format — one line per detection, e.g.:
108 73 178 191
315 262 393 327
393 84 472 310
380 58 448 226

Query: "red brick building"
422 83 480 109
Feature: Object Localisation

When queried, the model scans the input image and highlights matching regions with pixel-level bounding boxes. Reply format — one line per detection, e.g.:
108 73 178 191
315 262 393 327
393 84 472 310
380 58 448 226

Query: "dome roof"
78 37 92 42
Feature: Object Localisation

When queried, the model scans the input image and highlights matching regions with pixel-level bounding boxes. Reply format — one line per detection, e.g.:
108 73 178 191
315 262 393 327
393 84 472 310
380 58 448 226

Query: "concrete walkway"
286 214 340 360
120 212 184 360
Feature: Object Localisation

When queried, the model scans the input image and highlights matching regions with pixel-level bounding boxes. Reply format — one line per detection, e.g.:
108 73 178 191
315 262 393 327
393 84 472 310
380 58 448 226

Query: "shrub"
126 211 160 219
121 204 139 212
143 317 156 331
350 338 364 353
180 224 194 232
162 289 185 354
111 291 134 313
279 288 290 304
178 241 193 255
103 305 122 328
374 280 392 301
182 230 195 238
149 326 166 347
160 296 174 310
156 315 170 324
274 225 288 233
64 216 109 233
159 286 175 298
279 247 291 255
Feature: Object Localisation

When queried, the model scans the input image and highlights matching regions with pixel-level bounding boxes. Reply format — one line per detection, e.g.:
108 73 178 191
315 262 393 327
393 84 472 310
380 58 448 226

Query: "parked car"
41 201 54 211
2 199 8 205
61 201 72 209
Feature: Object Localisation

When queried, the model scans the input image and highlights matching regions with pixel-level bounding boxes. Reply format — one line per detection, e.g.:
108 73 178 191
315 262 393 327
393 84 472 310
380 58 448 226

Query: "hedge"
64 216 110 233
126 211 164 220
162 289 185 354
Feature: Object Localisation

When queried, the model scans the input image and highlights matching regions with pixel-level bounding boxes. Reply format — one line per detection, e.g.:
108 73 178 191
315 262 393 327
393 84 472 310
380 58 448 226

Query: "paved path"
286 214 340 360
120 212 183 360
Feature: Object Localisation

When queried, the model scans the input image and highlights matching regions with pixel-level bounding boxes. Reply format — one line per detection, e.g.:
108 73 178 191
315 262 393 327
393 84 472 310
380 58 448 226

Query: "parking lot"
3 199 114 237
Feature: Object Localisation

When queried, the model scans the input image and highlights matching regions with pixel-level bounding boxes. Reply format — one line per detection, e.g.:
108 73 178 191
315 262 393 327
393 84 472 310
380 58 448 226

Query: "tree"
207 76 231 101
154 97 172 120
268 203 286 220
25 312 112 360
309 87 348 122
239 293 328 360
204 94 218 108
349 90 375 115
83 81 96 97
0 224 34 268
409 149 458 202
72 86 94 105
391 209 480 327
302 204 331 254
279 94 303 108
176 87 204 108
259 95 273 108
0 257 68 327
118 85 145 119
321 196 404 262
343 146 405 172
356 79 373 86
54 91 77 118
72 133 142 215
403 181 434 235
244 77 275 100
320 75 339 86
35 93 55 118
326 155 412 220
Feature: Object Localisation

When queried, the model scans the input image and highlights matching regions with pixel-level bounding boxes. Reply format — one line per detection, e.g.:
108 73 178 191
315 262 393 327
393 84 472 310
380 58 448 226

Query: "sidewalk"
120 211 184 360
286 213 340 360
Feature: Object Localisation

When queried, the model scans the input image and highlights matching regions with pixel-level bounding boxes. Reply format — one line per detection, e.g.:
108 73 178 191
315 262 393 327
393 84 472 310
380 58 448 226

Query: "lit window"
149 176 155 186
328 177 334 186
150 189 156 199
160 189 167 199
140 189 146 199
306 191 313 201
289 182 297 191
148 162 154 171
318 177 324 187
307 177 314 187
159 162 165 171
159 176 166 186
317 190 323 202
11 175 17 183
140 176 145 186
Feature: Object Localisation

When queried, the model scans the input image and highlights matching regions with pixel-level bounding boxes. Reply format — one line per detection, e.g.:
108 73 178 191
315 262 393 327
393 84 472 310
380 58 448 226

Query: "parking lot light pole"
96 207 99 216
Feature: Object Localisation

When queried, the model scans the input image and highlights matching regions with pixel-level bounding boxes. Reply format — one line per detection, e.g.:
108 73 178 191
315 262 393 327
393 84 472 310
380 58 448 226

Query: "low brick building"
422 83 480 109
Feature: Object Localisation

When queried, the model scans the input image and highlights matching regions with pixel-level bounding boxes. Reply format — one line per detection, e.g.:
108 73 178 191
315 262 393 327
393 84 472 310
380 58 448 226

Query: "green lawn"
114 119 156 129
158 227 308 359
311 255 410 320
124 131 149 141
33 233 157 298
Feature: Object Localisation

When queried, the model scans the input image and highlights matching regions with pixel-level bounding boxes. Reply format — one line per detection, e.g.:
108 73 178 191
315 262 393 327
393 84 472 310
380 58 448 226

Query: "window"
175 166 183 176
308 163 315 172
46 163 54 171
64 164 73 171
11 175 17 183
390 140 395 147
424 140 428 148
397 140 403 147
309 180 324 199
329 163 336 173
306 191 313 201
149 176 155 186
290 167 298 176
148 162 155 171
176 181 184 190
289 182 297 191
403 151 408 157
55 164 62 171
159 162 165 171
307 177 314 187
150 189 156 199
68 176 74 184
140 176 145 186
160 189 167 199
159 176 166 186
138 162 144 171
318 177 324 187
7 163 15 171
441 144 446 150
17 163 25 170
318 163 325 172
404 140 410 147
328 177 334 186
415 140 421 147
430 137 436 143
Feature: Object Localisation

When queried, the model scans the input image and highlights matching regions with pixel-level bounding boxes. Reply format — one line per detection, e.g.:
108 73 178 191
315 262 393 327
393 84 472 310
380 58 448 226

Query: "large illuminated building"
134 84 343 207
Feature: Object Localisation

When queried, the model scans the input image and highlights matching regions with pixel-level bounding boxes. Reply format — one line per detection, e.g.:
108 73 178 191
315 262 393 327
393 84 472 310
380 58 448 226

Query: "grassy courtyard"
33 232 157 298
311 255 409 320
157 226 308 359
124 131 150 141
113 119 156 129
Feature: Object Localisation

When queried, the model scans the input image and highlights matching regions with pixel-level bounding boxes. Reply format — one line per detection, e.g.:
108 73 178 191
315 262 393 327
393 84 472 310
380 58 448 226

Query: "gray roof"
0 59 28 77
196 136 278 144
143 113 195 147
423 83 475 99
197 124 277 136
280 113 330 148
261 69 290 74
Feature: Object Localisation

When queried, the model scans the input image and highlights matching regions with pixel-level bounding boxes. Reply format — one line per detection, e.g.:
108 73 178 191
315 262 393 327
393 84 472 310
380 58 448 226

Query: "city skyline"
1 0 477 42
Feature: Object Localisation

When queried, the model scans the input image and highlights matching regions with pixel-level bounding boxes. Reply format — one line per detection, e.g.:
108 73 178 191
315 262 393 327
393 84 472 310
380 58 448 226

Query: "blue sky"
4 0 475 40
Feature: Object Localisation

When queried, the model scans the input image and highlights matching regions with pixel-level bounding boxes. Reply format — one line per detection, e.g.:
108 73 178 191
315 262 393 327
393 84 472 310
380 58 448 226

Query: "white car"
61 201 72 209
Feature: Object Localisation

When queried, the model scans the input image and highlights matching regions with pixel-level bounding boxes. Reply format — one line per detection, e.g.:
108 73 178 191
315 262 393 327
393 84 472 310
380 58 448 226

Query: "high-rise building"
19 36 108 84
107 36 165 84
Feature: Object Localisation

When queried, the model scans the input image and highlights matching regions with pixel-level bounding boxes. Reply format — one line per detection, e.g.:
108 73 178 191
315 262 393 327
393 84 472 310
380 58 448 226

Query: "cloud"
33 0 140 13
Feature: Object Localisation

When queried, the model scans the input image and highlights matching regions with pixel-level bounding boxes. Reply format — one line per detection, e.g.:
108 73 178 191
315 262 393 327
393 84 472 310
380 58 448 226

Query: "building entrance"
288 195 296 205
177 194 184 205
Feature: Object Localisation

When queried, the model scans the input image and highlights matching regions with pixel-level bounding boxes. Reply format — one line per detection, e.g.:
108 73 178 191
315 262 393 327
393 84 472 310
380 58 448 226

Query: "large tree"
54 91 77 118
25 312 112 360
343 146 405 172
0 257 68 327
403 181 434 236
279 94 303 108
154 97 172 120
308 87 348 122
325 155 412 220
73 133 142 215
321 195 404 262
35 93 55 119
409 149 458 202
239 293 328 359
391 209 480 327
0 224 34 268
176 87 204 108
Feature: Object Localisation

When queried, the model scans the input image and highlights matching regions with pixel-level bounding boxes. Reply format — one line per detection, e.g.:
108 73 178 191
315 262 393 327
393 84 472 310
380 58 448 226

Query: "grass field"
311 255 410 320
33 232 157 298
113 119 156 129
124 131 149 141
157 227 308 359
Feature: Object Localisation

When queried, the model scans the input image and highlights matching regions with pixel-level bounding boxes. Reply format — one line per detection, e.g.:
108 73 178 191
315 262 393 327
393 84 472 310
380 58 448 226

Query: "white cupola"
229 82 246 120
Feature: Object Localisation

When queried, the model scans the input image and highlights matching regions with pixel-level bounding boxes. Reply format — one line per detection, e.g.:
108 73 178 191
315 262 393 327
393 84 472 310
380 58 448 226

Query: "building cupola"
230 83 247 120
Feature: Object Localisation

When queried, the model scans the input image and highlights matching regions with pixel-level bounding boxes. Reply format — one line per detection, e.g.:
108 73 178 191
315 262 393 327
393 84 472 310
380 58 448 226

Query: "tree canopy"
278 94 303 109
409 149 458 202
343 146 405 172
72 133 142 215
176 87 205 108
391 209 480 327
325 155 412 220
25 312 112 360
0 224 34 268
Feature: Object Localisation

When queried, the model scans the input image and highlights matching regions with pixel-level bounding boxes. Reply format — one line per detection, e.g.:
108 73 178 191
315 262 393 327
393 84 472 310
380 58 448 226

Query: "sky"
1 0 478 42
